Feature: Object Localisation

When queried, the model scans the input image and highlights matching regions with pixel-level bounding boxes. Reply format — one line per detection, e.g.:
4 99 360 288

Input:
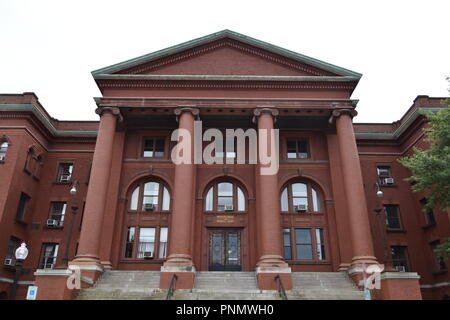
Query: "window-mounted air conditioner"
395 265 406 272
143 251 154 259
59 175 71 183
383 178 395 185
144 203 156 211
4 258 13 266
224 205 234 211
0 155 5 161
294 204 308 213
46 219 60 227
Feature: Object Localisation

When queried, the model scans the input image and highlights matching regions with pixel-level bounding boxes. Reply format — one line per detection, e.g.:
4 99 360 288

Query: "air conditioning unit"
295 204 308 212
44 264 54 269
143 251 154 259
4 258 13 266
60 175 71 183
395 265 406 272
144 203 156 211
224 205 234 211
0 155 4 161
383 178 395 185
46 219 60 227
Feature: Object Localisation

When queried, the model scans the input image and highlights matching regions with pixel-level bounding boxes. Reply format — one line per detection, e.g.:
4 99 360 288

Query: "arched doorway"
200 178 251 271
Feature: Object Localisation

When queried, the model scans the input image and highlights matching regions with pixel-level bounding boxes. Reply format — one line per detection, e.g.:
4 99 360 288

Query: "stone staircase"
76 270 364 300
288 272 364 300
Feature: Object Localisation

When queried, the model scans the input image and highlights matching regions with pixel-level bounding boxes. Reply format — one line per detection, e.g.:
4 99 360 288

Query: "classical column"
71 107 121 267
253 107 292 290
160 107 198 289
331 109 378 268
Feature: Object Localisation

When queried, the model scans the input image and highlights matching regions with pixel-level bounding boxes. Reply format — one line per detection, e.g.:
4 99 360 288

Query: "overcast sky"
0 0 449 123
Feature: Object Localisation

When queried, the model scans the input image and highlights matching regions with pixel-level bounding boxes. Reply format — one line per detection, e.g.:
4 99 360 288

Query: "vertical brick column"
71 107 121 270
253 107 292 290
160 107 198 289
332 109 378 270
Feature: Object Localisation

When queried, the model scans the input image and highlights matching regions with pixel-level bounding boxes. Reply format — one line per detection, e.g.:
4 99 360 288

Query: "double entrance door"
209 229 241 271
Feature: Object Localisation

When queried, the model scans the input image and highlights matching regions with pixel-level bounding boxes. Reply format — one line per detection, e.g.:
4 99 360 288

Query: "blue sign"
26 286 38 300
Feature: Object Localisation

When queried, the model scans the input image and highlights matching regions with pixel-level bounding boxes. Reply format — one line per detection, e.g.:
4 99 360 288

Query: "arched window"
205 181 246 212
280 182 321 213
129 181 171 212
0 141 8 161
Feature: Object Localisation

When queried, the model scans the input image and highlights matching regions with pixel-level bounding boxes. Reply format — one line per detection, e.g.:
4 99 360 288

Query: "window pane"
281 187 289 211
316 229 326 260
155 139 165 157
237 187 245 211
162 187 170 211
144 182 159 196
377 166 391 177
130 187 139 210
296 229 312 244
125 227 135 258
384 205 401 229
50 202 67 222
391 246 408 271
138 228 155 258
218 183 233 196
312 188 320 211
287 141 297 158
297 141 308 158
292 183 307 197
218 197 233 211
297 245 313 260
283 228 292 260
159 227 168 259
205 187 214 211
143 139 154 157
292 197 308 206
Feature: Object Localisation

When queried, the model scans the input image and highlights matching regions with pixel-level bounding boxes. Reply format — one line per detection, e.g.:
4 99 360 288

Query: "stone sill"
52 181 72 185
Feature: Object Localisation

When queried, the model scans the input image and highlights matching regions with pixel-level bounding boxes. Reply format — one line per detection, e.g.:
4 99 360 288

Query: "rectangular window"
143 138 165 158
124 227 135 258
420 198 436 226
391 246 409 272
431 241 447 271
316 229 326 260
287 140 309 159
39 243 59 269
137 228 155 258
15 192 30 221
158 227 168 259
295 228 313 260
377 166 391 178
57 163 73 183
49 202 67 224
283 228 292 260
5 237 20 262
384 204 402 229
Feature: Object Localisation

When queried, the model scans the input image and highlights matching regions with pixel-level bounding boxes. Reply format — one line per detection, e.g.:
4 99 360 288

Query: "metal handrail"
275 274 288 300
165 274 178 300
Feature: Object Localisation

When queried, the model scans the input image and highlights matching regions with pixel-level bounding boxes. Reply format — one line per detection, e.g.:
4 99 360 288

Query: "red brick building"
0 30 448 300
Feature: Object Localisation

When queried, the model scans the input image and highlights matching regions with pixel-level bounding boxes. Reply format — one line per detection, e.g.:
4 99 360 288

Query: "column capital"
95 107 123 122
174 106 200 122
328 108 358 124
252 107 279 124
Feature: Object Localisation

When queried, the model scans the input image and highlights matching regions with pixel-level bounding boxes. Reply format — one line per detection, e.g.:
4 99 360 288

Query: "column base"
256 255 289 268
350 255 379 268
374 272 422 300
163 253 194 268
256 267 292 290
337 263 351 272
160 266 196 290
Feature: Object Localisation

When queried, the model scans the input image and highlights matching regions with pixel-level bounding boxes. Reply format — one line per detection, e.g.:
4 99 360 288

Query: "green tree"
398 97 450 261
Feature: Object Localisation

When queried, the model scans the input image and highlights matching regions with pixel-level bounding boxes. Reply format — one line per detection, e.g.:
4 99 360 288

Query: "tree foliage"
398 98 450 261
398 99 450 211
